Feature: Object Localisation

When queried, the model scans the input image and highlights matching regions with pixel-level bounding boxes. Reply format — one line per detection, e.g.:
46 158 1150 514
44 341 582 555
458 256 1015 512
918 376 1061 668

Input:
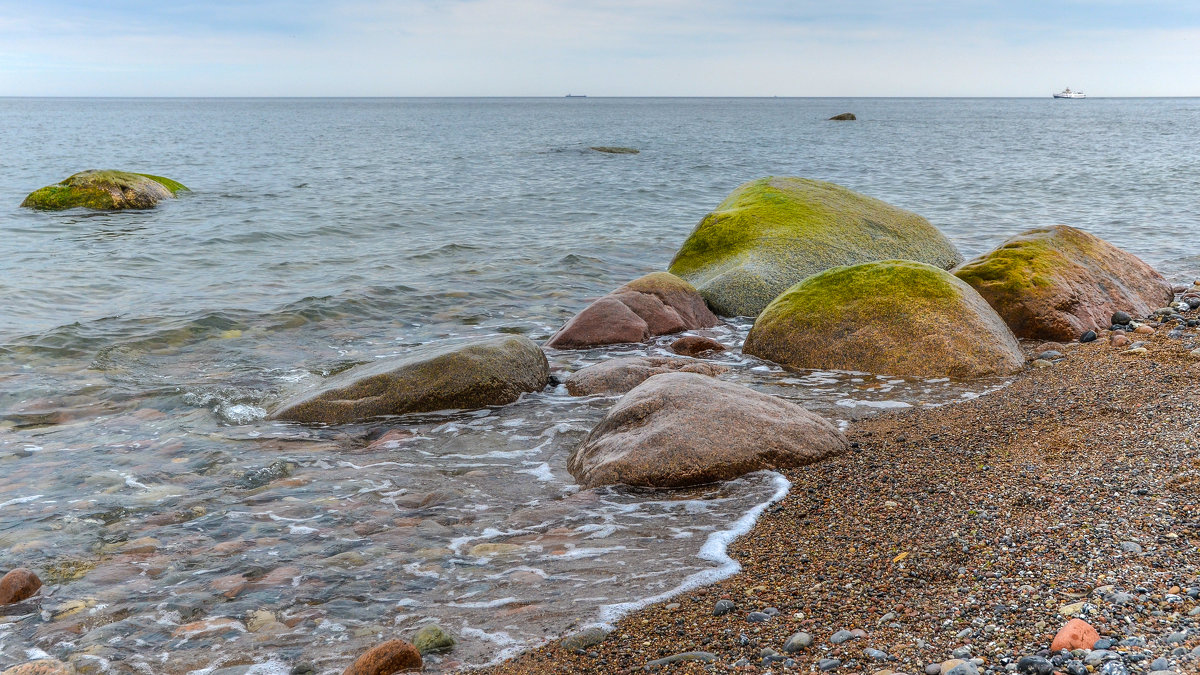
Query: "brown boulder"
955 225 1174 341
344 639 422 675
0 661 71 675
670 336 727 356
272 336 548 424
567 372 847 488
565 357 728 396
0 568 41 604
546 272 719 349
1050 618 1099 651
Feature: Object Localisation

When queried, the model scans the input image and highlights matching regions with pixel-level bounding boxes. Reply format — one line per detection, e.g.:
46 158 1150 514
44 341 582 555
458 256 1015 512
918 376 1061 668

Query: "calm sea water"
0 98 1197 673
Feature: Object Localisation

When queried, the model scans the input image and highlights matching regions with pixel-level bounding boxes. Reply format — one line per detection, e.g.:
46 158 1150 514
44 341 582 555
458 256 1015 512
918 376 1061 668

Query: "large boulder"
668 177 962 317
546 272 719 349
954 225 1174 341
273 336 548 424
567 372 847 488
565 356 728 396
743 260 1024 379
21 170 188 210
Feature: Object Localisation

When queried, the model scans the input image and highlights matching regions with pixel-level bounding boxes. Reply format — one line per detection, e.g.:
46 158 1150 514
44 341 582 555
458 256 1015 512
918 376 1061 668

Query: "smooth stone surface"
782 631 813 652
818 658 842 671
643 652 716 667
669 335 727 356
568 372 847 488
546 272 719 348
744 260 1024 379
0 568 42 604
829 112 857 120
412 623 456 654
1051 619 1100 652
1016 655 1053 675
955 225 1174 341
564 356 728 397
830 629 855 644
273 335 549 424
668 177 962 317
342 640 421 675
559 626 609 651
712 599 736 616
21 170 187 210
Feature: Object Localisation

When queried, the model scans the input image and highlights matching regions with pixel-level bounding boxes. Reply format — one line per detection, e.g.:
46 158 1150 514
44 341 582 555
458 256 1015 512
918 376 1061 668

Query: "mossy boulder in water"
954 225 1174 341
21 170 188 210
744 260 1024 379
668 177 962 317
272 336 549 424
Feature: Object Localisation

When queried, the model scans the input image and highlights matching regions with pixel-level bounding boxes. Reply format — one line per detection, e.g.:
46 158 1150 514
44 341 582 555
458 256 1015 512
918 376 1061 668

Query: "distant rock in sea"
667 177 963 317
589 146 639 154
21 170 188 210
828 112 856 120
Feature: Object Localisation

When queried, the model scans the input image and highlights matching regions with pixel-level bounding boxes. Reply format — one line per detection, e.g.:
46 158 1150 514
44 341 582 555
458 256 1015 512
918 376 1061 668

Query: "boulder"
743 260 1024 379
670 335 727 356
412 623 456 654
567 372 847 488
828 113 857 120
565 356 728 396
668 177 962 317
955 225 1174 341
0 568 42 604
546 272 719 349
343 640 421 675
589 146 639 154
21 170 188 210
1050 618 1099 652
273 336 548 424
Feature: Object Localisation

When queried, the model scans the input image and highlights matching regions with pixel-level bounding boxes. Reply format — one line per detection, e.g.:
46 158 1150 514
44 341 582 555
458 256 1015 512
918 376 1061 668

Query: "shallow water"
0 97 1197 672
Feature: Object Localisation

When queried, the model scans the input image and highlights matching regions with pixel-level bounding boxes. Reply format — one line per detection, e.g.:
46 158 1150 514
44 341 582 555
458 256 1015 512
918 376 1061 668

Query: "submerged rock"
568 372 847 488
744 260 1024 379
546 272 719 349
668 177 962 317
669 335 727 356
272 336 549 424
955 225 1173 341
828 112 857 120
565 356 727 396
343 640 421 675
21 170 188 210
589 146 639 154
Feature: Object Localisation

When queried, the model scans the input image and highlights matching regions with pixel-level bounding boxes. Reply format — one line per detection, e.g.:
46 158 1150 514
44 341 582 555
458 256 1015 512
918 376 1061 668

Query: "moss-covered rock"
744 260 1023 379
272 336 549 424
668 177 962 317
412 624 456 654
21 170 188 210
954 225 1174 341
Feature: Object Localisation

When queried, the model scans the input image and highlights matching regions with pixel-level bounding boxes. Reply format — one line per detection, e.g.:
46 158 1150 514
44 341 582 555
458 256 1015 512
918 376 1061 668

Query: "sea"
0 97 1197 673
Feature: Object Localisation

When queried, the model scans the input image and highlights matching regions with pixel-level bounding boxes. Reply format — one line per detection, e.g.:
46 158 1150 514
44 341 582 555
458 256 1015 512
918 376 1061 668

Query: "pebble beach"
485 314 1200 674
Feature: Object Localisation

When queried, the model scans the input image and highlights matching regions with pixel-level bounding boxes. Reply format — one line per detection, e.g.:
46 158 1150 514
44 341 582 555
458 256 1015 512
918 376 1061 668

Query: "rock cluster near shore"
20 170 188 210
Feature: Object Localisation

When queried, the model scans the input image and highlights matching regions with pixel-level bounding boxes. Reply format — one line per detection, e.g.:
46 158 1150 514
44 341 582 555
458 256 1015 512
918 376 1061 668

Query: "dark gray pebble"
1112 311 1131 325
746 611 771 623
1080 330 1097 342
817 658 841 671
1017 655 1054 675
830 629 854 644
712 599 735 616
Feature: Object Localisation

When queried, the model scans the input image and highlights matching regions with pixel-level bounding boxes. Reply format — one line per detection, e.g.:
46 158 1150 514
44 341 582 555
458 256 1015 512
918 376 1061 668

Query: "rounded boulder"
567 372 847 488
565 356 728 396
21 170 188 210
668 177 962 317
955 225 1174 341
272 336 549 424
547 272 719 349
744 260 1024 379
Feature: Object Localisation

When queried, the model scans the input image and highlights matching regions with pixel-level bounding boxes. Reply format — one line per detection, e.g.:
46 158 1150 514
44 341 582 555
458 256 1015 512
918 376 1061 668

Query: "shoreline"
482 327 1200 674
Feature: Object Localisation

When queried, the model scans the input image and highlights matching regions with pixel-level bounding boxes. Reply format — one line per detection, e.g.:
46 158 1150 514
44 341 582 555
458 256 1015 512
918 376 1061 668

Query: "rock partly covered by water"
20 170 188 210
546 272 719 349
564 356 728 396
0 568 42 604
828 112 856 120
744 260 1024 379
567 372 847 488
343 640 422 675
273 336 549 424
955 225 1174 341
667 177 963 317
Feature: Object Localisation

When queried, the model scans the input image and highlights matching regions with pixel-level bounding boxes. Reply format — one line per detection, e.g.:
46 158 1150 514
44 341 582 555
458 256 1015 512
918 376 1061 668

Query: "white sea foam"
835 398 912 409
594 471 791 626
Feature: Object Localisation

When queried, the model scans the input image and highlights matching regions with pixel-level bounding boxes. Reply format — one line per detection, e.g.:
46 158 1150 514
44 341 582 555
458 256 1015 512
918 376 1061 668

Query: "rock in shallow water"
567 372 847 488
668 177 962 317
21 170 187 210
546 272 719 349
412 623 455 654
0 568 42 604
955 225 1173 341
669 335 727 356
564 356 727 396
343 640 421 675
744 260 1024 379
272 335 548 424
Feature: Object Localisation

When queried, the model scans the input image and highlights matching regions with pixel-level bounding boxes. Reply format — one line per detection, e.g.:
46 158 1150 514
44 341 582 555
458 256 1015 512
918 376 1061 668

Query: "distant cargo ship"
1053 87 1086 99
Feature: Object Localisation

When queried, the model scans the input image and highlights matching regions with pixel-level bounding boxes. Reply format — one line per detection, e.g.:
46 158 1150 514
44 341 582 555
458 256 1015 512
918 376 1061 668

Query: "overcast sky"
1 1 1197 96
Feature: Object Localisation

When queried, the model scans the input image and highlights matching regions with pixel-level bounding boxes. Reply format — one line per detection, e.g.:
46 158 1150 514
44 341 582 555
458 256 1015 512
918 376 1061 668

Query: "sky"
0 1 1197 97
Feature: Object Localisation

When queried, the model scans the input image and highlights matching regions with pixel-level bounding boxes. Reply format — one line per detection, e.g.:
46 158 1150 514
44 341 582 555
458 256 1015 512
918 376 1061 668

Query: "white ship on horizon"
1053 87 1086 99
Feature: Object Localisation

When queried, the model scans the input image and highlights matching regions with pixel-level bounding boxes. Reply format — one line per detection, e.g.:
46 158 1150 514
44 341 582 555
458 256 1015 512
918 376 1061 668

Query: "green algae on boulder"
954 225 1174 342
743 260 1024 379
667 177 962 317
21 170 189 211
272 336 549 425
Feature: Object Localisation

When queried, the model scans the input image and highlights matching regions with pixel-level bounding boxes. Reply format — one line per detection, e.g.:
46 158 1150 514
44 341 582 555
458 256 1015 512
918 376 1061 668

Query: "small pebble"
712 599 735 616
817 658 842 671
830 629 854 644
